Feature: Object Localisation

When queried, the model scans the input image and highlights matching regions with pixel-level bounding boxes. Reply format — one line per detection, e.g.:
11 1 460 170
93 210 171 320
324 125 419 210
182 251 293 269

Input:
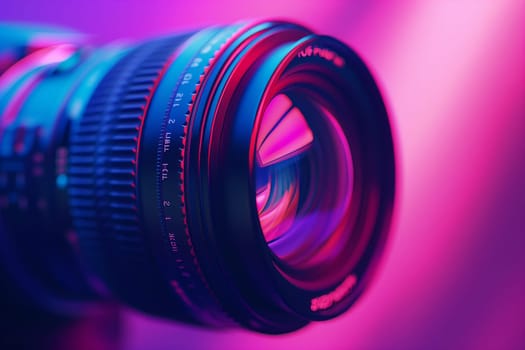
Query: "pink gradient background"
2 0 524 349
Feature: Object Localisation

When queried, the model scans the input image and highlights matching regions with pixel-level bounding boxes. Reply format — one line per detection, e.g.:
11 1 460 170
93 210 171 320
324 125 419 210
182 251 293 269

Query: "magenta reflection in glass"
255 92 354 290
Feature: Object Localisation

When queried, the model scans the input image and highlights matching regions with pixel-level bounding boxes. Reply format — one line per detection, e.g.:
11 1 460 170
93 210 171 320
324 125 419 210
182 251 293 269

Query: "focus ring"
68 36 194 319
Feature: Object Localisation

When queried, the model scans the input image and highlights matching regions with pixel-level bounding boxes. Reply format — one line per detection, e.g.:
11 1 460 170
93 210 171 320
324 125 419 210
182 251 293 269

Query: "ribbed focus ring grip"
68 36 192 319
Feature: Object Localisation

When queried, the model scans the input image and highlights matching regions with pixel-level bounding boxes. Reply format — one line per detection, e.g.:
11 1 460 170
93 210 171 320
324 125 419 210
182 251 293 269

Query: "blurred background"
1 0 524 349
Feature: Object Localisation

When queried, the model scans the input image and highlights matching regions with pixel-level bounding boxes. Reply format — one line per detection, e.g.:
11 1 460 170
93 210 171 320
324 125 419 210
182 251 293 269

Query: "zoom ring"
68 36 193 318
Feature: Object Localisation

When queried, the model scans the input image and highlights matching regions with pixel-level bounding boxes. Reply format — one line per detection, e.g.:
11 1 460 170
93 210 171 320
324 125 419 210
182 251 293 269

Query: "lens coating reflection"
255 92 354 287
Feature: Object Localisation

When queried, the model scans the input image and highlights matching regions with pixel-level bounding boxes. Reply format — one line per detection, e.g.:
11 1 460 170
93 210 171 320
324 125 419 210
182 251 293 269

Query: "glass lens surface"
255 91 354 276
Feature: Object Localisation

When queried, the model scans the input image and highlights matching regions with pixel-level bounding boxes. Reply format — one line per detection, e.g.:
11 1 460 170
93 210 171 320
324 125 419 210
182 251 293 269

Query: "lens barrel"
0 21 395 333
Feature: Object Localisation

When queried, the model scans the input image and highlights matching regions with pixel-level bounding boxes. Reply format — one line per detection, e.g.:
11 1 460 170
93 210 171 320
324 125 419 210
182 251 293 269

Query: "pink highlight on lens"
0 44 76 92
255 182 271 210
256 93 292 150
257 182 299 243
0 44 77 128
256 98 314 167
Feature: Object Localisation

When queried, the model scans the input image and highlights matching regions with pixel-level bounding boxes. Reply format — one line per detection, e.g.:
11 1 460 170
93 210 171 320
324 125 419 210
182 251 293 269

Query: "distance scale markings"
156 25 242 317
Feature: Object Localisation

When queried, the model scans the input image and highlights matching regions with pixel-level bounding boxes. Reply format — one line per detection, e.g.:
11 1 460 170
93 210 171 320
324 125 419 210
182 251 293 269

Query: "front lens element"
255 91 354 289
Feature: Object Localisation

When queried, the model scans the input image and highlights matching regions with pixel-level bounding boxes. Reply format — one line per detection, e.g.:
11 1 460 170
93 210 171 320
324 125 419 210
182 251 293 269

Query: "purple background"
2 0 525 349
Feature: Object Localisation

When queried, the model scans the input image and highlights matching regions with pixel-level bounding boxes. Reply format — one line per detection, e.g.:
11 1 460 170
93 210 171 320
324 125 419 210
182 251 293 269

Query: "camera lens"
0 21 395 333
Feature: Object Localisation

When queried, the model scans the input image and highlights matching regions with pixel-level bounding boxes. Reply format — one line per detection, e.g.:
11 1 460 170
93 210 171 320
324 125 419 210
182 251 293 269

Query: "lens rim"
187 28 395 332
186 21 313 333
